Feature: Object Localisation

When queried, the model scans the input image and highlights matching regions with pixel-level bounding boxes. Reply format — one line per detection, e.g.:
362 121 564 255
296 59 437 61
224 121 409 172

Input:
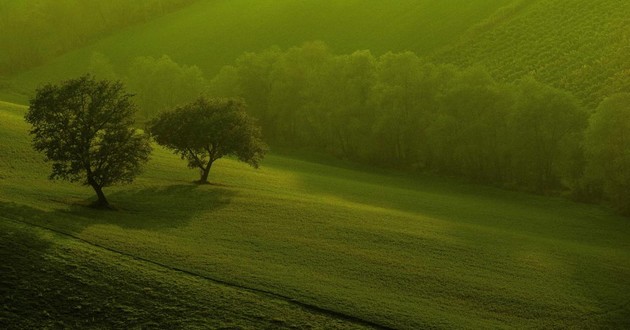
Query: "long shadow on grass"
63 184 237 230
0 221 56 328
0 184 237 232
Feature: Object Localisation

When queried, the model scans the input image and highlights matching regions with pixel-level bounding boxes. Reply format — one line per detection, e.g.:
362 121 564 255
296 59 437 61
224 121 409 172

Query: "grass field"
1 0 514 103
0 219 366 329
1 100 630 328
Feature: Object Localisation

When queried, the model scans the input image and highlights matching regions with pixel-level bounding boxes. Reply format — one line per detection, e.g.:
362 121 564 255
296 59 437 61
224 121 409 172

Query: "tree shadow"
1 220 55 328
0 184 237 233
70 184 237 230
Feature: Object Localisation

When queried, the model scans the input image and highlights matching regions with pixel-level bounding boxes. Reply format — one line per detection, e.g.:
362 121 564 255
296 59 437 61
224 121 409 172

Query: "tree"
585 93 630 216
507 78 588 192
126 55 207 122
149 98 268 184
87 52 117 81
25 75 152 208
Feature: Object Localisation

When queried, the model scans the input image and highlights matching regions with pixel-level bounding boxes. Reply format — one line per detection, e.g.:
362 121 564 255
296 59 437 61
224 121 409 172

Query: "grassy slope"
2 102 630 328
1 0 514 103
0 219 365 329
0 100 369 329
437 0 630 107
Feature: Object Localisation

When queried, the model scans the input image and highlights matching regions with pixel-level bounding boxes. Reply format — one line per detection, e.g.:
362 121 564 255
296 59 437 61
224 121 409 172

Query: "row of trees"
0 0 197 75
205 43 628 215
26 76 266 208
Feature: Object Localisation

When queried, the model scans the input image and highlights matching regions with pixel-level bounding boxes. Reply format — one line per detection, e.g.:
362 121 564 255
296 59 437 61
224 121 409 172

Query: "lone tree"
150 97 267 183
25 75 152 208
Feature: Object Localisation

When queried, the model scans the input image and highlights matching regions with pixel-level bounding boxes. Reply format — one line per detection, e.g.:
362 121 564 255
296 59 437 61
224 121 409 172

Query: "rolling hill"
2 1 630 327
2 0 628 109
2 98 629 328
1 0 515 103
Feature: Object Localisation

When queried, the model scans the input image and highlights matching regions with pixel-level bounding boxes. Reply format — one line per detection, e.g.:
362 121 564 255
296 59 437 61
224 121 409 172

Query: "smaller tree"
25 75 152 208
150 98 268 183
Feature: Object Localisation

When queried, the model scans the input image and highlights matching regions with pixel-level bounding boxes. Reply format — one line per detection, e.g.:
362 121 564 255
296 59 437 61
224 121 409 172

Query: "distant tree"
268 42 333 142
149 98 268 184
322 50 378 159
507 78 588 192
428 66 513 181
87 52 118 81
25 75 152 208
225 47 282 130
127 55 207 121
585 93 630 216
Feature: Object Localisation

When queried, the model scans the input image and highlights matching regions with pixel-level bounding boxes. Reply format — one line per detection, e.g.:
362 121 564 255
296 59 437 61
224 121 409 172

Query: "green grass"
1 0 514 102
0 220 365 329
1 101 630 328
3 0 628 109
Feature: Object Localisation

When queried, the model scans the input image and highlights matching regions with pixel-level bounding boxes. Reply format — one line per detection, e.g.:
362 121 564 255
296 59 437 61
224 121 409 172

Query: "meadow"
1 0 514 104
2 99 629 328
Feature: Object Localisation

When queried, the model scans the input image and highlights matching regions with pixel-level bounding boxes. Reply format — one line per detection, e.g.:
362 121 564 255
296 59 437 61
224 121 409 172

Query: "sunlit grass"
1 102 629 328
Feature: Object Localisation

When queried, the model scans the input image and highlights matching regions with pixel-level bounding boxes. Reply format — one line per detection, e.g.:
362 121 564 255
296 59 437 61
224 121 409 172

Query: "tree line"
85 43 630 215
205 42 628 215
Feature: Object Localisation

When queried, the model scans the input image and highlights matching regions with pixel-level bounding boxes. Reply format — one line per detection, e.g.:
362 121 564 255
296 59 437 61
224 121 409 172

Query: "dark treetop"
150 97 267 183
25 75 151 207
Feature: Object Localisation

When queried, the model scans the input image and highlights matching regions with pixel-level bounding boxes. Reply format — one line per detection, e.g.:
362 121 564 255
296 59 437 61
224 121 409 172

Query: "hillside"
437 0 630 107
2 1 630 327
0 219 367 329
2 100 630 328
1 0 514 102
0 0 199 76
2 1 627 109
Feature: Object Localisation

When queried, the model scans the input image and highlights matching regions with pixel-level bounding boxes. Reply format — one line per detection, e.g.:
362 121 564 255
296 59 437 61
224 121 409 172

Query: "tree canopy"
149 97 267 184
585 93 630 215
25 75 152 208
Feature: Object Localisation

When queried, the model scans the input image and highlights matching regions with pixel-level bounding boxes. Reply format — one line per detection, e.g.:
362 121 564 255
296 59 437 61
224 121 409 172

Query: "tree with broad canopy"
149 97 267 184
25 75 152 208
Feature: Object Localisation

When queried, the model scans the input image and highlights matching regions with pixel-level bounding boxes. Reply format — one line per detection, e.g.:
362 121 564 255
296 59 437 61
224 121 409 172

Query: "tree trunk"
198 163 212 184
94 186 109 207
91 183 109 208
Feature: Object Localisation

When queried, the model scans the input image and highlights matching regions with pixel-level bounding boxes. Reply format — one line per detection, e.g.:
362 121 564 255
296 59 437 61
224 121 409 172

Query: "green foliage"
507 78 589 192
25 75 151 206
150 98 267 183
87 52 118 81
585 94 630 215
424 66 512 181
86 53 207 122
210 44 591 196
127 55 206 121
